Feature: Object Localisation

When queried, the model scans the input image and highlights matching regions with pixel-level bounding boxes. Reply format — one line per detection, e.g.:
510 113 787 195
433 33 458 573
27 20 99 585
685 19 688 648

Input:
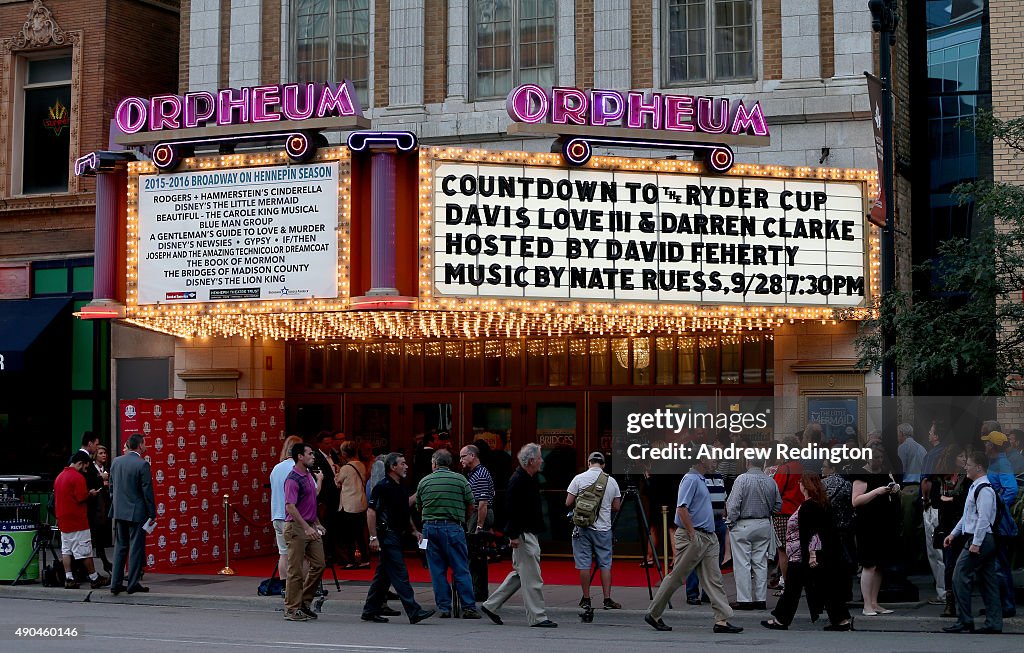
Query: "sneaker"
603 598 622 610
284 609 310 622
579 597 592 609
90 575 111 589
64 578 80 589
300 605 319 620
462 609 482 619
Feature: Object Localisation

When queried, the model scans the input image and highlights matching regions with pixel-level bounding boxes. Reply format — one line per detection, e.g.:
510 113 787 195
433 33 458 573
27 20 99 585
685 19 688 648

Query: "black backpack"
41 559 65 587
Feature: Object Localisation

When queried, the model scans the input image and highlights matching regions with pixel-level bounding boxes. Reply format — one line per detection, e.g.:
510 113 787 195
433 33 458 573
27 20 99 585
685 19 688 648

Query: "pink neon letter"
730 101 769 136
251 85 282 123
506 84 548 123
115 97 147 134
626 91 662 130
217 87 251 125
315 81 358 118
148 95 182 131
590 90 625 126
663 95 695 132
550 87 589 125
183 92 216 128
282 84 316 121
696 97 729 134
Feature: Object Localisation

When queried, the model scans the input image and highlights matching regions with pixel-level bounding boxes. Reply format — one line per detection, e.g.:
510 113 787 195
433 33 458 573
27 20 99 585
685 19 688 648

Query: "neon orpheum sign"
505 85 770 171
114 81 363 134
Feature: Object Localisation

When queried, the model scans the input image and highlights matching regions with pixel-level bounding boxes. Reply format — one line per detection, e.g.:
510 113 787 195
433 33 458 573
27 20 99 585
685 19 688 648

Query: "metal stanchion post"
661 506 670 571
218 494 235 575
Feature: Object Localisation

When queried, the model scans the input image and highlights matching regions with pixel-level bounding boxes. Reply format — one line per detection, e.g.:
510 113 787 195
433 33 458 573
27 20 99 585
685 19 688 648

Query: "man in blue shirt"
644 456 742 635
942 452 1003 634
982 430 1017 617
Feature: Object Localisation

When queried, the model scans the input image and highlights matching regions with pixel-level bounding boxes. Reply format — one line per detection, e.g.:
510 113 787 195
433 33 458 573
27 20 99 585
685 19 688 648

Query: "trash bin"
0 520 38 582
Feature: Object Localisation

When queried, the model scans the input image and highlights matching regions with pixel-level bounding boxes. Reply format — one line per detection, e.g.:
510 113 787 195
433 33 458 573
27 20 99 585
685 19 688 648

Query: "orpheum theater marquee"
98 82 878 341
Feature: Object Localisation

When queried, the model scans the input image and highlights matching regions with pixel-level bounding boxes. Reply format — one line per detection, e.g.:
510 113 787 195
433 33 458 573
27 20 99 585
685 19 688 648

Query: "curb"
2 585 1021 633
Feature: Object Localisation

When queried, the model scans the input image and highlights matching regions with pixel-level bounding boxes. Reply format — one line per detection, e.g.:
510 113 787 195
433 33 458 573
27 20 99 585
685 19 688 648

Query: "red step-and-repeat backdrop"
119 399 285 572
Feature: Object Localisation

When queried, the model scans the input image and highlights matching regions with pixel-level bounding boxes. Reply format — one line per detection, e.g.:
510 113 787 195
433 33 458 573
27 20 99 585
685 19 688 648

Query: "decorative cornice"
0 192 96 213
11 0 74 50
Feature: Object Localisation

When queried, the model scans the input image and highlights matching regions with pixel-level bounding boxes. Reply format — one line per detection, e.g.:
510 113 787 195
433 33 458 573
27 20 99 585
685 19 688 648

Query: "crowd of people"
50 418 1024 636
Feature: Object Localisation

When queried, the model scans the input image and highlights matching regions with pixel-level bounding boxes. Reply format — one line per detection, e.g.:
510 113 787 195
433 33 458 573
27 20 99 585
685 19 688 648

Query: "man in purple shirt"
283 442 326 622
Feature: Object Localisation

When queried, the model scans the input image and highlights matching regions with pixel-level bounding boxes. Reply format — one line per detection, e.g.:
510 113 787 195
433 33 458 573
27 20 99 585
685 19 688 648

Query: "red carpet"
168 555 672 587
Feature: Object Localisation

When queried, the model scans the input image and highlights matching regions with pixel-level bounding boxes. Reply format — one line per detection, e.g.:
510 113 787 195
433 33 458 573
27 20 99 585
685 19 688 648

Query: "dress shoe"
379 606 401 617
530 620 557 628
976 627 1003 634
110 585 127 596
942 622 975 633
823 620 853 632
126 585 149 594
462 609 482 619
645 614 672 631
439 611 452 618
360 614 388 623
480 606 503 625
686 598 702 606
761 619 787 630
409 609 435 624
714 622 743 634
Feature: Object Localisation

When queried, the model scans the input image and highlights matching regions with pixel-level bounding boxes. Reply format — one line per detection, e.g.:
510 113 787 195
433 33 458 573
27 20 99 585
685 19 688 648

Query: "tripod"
14 523 60 586
582 480 669 620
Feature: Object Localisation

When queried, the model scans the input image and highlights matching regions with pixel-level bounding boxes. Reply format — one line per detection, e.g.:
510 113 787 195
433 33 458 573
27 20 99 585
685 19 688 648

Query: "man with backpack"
566 452 622 613
942 451 1004 634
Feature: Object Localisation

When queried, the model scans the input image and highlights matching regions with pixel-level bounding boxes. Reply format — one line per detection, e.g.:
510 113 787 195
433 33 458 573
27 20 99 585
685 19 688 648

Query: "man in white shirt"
566 452 622 611
942 451 1002 634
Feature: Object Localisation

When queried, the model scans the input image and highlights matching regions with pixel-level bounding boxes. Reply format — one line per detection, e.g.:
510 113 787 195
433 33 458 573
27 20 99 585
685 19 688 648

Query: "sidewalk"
2 568 1021 634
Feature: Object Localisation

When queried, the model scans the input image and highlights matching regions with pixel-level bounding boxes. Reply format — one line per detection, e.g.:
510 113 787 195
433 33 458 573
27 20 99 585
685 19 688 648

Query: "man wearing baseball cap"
566 452 622 612
980 428 1018 618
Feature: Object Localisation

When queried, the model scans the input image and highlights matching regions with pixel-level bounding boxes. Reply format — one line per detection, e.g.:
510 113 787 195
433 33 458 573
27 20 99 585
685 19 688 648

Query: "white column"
831 0 873 78
593 0 631 88
390 0 425 106
781 0 820 80
558 0 576 86
448 0 469 101
229 0 262 87
189 0 222 93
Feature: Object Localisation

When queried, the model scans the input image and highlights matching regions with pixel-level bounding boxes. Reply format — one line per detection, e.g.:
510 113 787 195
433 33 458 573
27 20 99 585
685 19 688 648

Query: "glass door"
527 393 582 550
287 394 341 441
463 391 521 530
403 393 458 485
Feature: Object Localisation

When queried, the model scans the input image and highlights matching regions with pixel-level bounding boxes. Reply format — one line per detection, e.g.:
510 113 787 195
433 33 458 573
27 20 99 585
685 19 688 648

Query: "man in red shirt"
54 451 110 589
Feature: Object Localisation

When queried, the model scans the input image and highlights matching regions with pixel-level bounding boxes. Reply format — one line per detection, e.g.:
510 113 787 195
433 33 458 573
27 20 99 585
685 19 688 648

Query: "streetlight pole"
869 0 898 437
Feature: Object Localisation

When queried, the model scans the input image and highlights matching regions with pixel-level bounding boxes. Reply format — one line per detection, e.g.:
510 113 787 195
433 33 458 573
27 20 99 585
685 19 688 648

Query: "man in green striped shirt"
416 449 480 618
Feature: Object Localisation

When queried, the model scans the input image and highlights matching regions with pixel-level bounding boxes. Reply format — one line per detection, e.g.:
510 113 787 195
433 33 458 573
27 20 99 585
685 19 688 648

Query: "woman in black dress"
850 442 901 616
934 444 970 618
761 473 853 631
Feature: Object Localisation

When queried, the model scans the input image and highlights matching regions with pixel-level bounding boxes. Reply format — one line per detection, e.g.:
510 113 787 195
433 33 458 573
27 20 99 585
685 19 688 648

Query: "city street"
1 592 1022 653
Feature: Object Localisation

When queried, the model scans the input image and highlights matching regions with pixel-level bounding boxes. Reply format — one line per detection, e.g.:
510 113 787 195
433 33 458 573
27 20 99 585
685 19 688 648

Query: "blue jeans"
687 518 727 600
423 521 477 612
363 531 421 618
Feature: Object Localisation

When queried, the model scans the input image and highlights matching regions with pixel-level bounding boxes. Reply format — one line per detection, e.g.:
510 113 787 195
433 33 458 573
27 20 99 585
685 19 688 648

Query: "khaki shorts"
60 529 93 559
273 519 287 555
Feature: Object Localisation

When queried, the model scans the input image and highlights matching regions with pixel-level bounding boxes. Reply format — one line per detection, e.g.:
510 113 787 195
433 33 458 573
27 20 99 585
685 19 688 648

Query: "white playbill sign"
136 162 339 304
433 162 868 306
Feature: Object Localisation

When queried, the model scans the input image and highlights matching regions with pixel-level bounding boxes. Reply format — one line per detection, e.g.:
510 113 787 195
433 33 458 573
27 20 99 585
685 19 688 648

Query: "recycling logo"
0 534 15 556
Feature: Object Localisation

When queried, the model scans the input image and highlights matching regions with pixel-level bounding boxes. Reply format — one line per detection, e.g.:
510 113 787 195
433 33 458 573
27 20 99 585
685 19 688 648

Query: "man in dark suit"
74 432 112 573
109 433 156 595
312 431 343 563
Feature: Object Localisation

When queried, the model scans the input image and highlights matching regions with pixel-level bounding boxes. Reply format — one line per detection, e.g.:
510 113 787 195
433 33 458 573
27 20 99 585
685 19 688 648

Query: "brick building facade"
0 0 179 474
